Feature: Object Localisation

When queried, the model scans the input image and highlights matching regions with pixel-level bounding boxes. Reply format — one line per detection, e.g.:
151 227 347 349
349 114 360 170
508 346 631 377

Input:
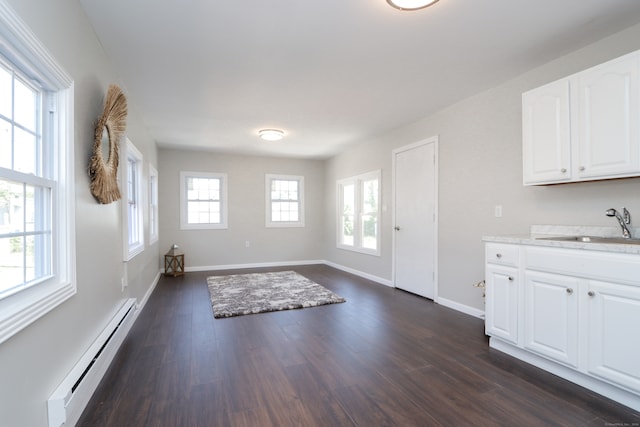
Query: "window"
148 165 158 244
180 171 228 229
337 170 381 255
265 174 304 228
0 2 75 344
123 139 144 260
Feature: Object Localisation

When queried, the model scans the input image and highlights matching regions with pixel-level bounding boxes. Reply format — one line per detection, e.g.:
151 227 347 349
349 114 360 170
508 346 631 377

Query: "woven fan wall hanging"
89 84 128 204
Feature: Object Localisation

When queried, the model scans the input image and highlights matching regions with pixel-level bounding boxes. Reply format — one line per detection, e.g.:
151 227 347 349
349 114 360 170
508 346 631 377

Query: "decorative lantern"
164 244 185 277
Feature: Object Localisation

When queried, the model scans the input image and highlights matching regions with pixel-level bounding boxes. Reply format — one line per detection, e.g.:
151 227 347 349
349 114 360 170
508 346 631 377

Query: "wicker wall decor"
88 84 128 204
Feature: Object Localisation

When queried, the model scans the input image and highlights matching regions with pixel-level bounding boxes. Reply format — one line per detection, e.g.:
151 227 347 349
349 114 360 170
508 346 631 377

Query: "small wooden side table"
164 245 185 277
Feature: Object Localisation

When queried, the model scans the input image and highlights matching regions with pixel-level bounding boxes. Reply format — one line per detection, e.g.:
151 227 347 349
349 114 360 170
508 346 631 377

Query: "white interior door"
393 138 437 299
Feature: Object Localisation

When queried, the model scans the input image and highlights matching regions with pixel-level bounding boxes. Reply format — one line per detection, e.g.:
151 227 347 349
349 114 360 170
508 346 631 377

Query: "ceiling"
79 0 640 159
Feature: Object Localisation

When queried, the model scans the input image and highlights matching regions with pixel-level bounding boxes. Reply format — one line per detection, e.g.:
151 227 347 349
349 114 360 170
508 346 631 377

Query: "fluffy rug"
207 270 345 318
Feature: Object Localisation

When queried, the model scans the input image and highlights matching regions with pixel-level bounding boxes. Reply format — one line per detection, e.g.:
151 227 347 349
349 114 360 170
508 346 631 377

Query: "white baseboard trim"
136 271 161 313
185 260 325 272
436 297 485 319
322 261 393 287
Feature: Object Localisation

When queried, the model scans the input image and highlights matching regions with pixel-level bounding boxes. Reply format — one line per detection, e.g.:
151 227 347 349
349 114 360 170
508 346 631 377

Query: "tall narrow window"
337 170 381 255
123 139 144 260
0 2 75 344
180 171 228 229
265 174 304 228
148 165 158 244
361 177 379 250
339 183 355 246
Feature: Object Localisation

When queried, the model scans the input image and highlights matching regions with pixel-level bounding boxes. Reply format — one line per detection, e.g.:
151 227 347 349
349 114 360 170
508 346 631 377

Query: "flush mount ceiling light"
387 0 440 11
258 129 285 141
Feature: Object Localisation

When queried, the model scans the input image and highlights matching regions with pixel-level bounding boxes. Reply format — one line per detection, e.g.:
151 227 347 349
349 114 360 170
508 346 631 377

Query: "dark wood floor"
78 264 640 426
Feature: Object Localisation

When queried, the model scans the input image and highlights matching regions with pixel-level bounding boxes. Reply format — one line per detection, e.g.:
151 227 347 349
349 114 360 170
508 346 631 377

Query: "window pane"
341 215 354 246
343 184 354 214
13 77 37 131
127 159 136 203
341 183 355 245
1 180 25 233
0 66 11 118
271 179 298 201
0 180 9 227
363 179 378 213
188 180 220 224
14 127 37 175
361 214 377 250
0 236 23 294
0 118 10 169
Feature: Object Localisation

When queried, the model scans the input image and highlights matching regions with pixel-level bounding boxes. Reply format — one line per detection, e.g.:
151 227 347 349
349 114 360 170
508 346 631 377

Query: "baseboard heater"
47 298 137 427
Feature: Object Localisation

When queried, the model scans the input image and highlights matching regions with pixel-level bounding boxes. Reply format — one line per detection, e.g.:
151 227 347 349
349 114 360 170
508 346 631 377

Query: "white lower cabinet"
485 264 518 344
586 280 640 394
484 243 520 344
523 271 579 368
485 243 640 411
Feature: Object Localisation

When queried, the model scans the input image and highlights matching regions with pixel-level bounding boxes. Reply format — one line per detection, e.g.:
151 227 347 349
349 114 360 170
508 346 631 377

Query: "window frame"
336 170 381 256
180 171 228 230
122 138 144 260
148 164 158 244
0 1 76 344
265 174 305 228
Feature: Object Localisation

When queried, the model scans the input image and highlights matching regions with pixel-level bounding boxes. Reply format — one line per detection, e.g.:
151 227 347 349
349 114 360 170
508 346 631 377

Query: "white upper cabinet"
523 50 640 185
576 54 640 179
522 79 571 184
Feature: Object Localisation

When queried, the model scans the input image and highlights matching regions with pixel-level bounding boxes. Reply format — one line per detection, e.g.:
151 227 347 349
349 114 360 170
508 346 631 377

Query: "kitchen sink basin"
537 235 640 245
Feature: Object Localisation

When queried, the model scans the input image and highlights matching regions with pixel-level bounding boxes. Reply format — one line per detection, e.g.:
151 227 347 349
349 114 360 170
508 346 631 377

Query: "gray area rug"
207 270 346 318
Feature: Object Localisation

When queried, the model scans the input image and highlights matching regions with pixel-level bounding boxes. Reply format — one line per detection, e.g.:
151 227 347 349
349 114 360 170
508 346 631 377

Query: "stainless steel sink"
537 235 640 245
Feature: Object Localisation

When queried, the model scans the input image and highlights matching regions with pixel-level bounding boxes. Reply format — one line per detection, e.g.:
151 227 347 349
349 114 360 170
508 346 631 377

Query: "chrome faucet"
605 207 632 239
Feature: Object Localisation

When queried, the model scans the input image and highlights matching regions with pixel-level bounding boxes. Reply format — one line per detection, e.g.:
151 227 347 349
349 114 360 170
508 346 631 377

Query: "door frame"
392 136 439 300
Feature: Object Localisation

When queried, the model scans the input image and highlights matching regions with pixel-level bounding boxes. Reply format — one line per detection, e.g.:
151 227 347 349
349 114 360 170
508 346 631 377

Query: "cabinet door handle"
566 288 573 294
496 253 502 259
508 276 514 281
579 166 586 171
588 291 595 297
560 168 567 173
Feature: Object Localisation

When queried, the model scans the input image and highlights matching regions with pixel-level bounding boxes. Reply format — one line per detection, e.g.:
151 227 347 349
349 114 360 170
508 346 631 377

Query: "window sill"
0 279 76 344
337 244 381 257
266 222 305 228
125 242 145 261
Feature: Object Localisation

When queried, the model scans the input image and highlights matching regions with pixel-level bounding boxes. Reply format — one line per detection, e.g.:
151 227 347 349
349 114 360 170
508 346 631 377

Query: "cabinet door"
586 280 640 394
485 264 518 344
523 271 579 367
522 79 572 185
576 53 640 179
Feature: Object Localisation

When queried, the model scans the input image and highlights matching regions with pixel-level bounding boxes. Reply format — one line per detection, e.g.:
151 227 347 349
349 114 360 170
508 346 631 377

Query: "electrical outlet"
245 240 251 248
494 205 503 218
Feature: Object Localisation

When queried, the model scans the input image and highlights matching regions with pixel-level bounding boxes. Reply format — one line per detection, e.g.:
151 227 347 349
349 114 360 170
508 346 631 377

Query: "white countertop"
483 225 640 255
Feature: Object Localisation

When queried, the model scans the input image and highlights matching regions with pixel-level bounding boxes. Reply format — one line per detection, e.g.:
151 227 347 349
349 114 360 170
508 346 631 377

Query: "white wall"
0 1 159 426
158 149 326 268
324 22 640 312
